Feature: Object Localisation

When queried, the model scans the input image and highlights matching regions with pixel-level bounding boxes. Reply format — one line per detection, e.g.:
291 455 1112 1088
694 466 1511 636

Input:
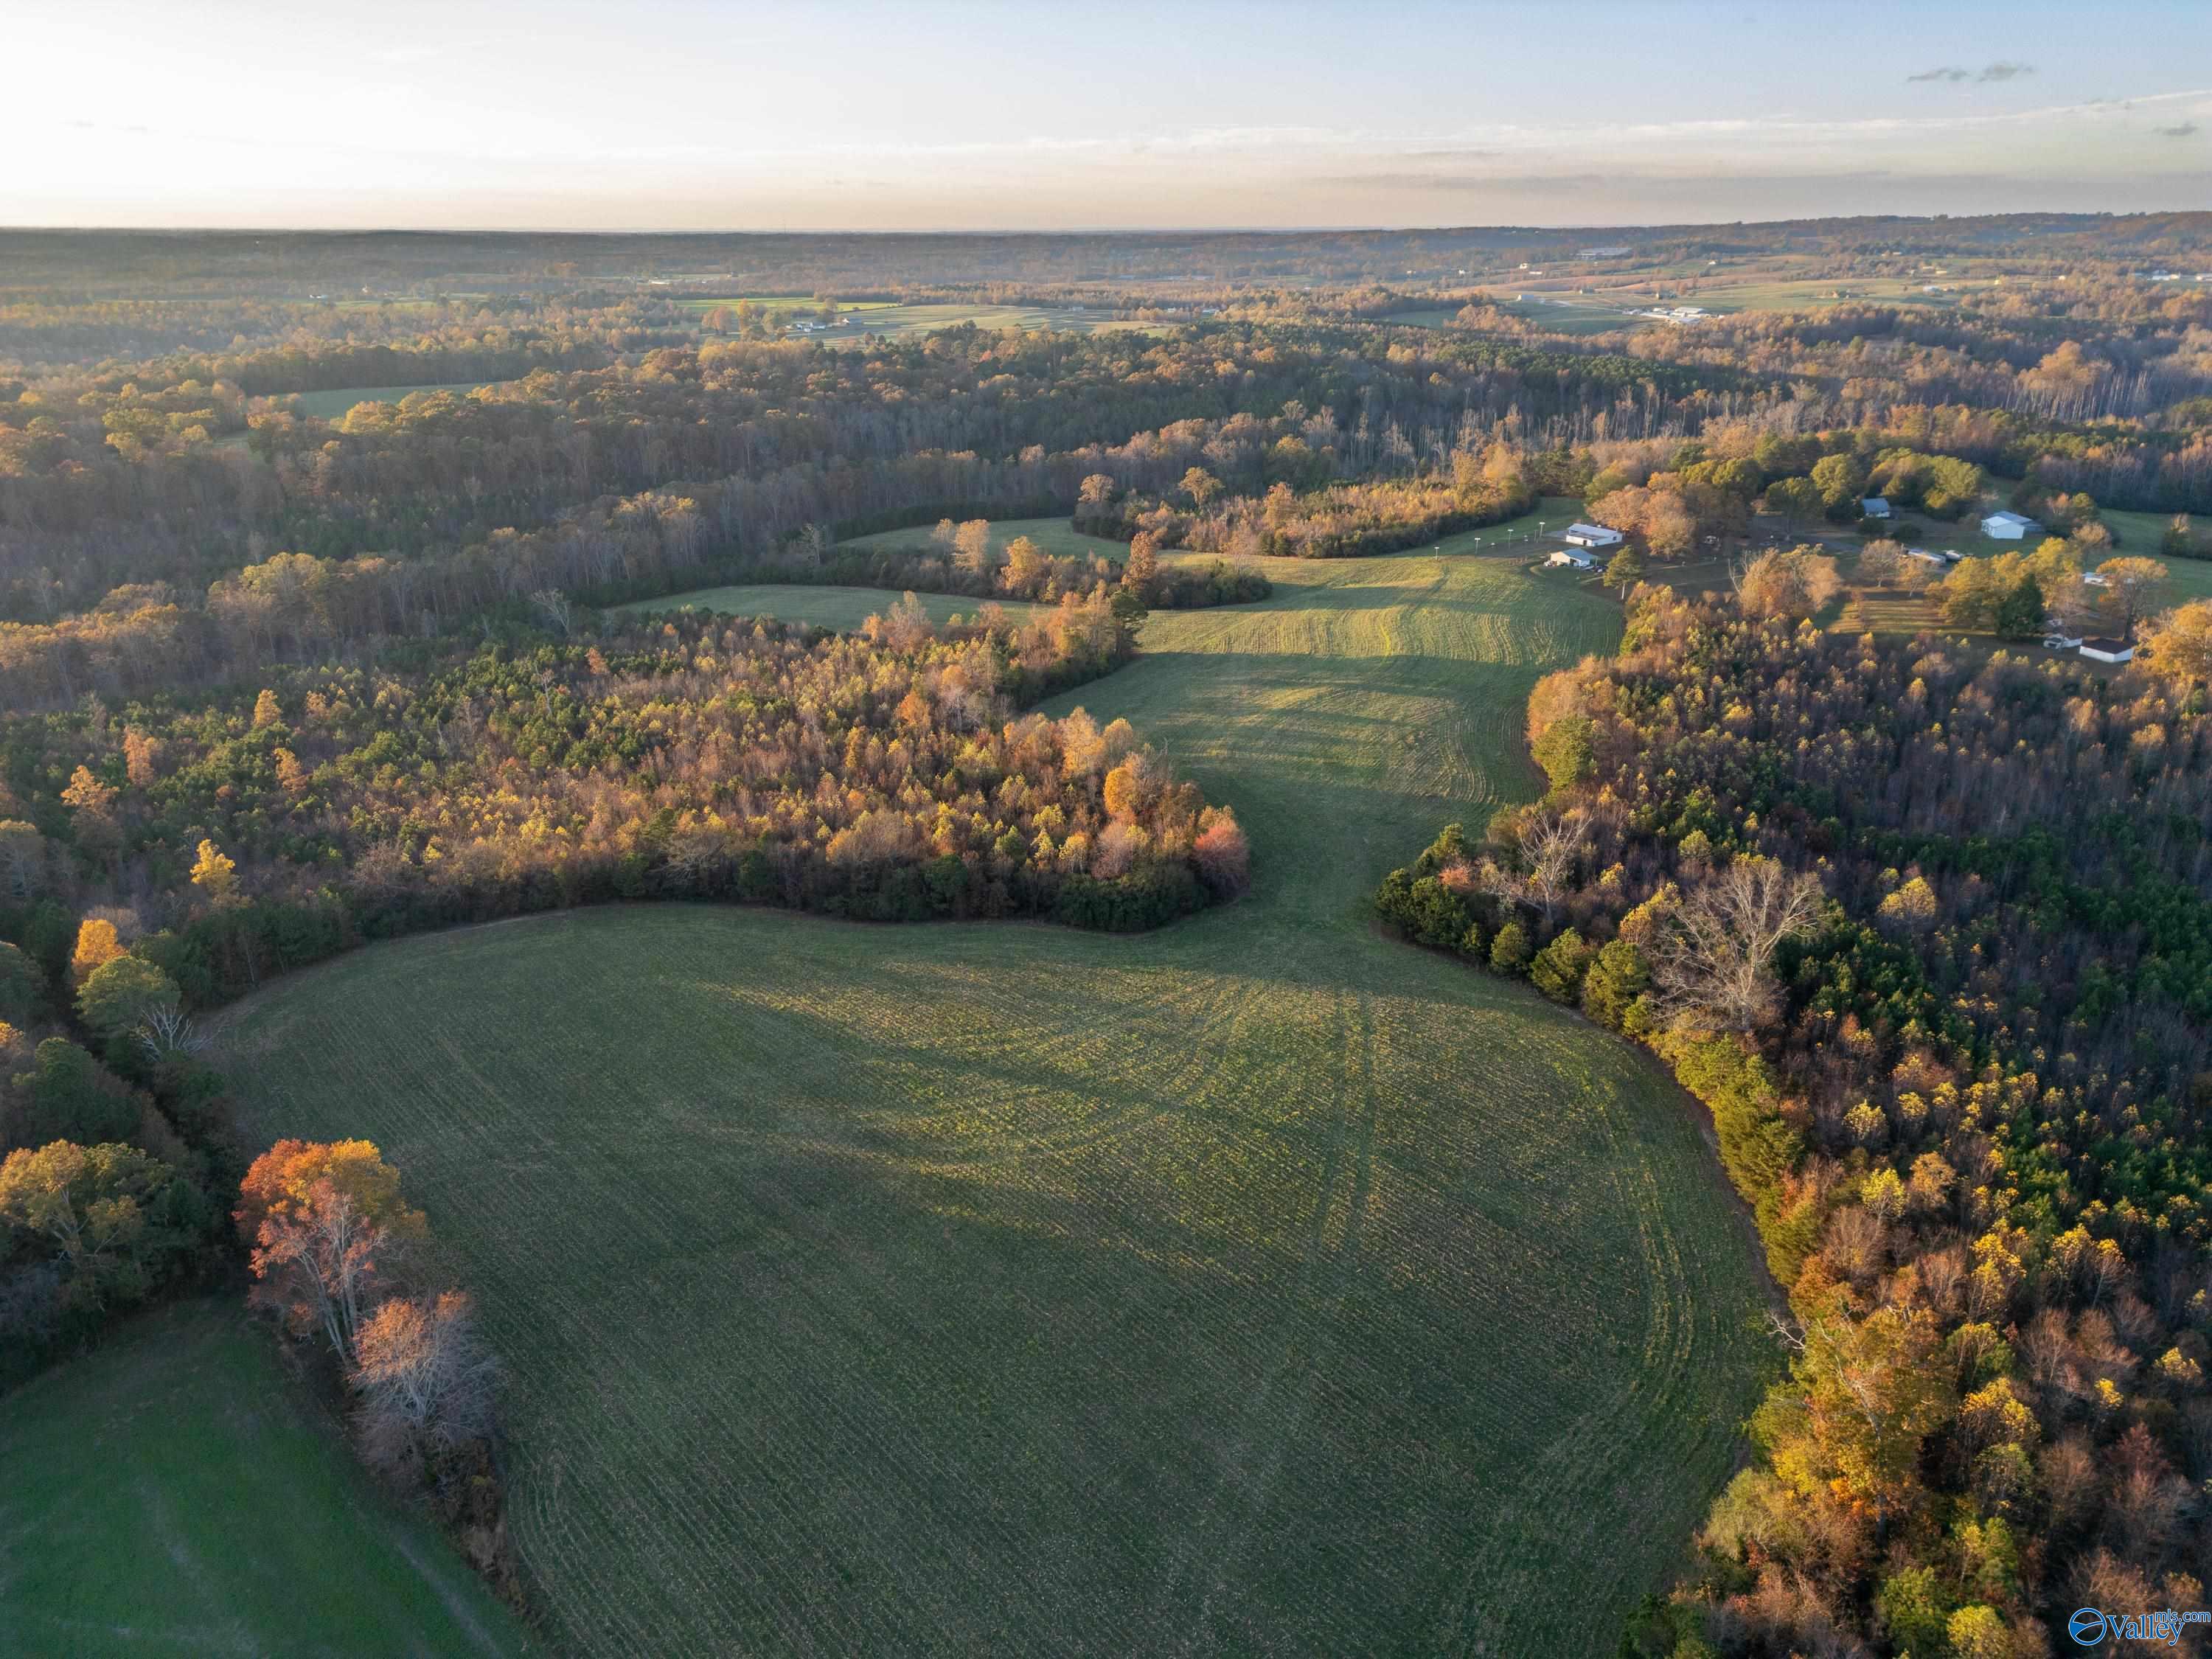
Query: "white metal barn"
1562 523 1624 549
1981 510 2039 540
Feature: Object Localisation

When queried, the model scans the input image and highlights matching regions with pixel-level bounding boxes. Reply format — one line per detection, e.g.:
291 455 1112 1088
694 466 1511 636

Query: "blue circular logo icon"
2069 1607 2108 1645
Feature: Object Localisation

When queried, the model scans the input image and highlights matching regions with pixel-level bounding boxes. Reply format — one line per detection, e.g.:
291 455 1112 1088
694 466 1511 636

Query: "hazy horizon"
13 0 2211 232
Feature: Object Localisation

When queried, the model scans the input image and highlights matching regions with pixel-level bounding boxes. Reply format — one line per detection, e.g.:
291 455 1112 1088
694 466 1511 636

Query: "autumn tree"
1192 807 1251 897
953 519 994 575
122 728 160 787
189 840 237 900
235 1138 428 1248
1733 546 1841 622
251 689 283 729
248 1177 400 1363
60 765 120 860
2138 599 2212 688
2093 555 2171 637
0 1140 198 1311
1765 1304 1954 1535
69 918 125 990
1122 530 1161 595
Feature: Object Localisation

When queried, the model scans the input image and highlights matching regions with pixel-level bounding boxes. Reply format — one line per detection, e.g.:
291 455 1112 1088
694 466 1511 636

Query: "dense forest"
0 588 1245 1364
1379 588 2212 1655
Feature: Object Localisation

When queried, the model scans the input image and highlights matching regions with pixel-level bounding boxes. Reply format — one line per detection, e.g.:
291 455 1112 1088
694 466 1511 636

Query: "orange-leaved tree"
237 1139 428 1363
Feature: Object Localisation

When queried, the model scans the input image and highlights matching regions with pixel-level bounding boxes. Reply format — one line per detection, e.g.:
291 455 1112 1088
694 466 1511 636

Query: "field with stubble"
218 546 1767 1655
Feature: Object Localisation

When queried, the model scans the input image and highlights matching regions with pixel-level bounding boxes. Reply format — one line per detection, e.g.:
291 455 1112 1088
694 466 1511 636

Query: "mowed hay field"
0 1301 530 1657
841 515 1134 563
220 551 1769 1656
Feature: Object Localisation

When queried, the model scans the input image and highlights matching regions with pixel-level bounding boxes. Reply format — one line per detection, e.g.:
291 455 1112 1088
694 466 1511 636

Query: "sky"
11 0 2212 232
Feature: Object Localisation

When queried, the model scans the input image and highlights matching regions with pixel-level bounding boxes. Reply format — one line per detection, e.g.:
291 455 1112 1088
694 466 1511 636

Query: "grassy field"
0 1299 530 1657
289 381 500 420
840 515 1133 563
613 583 1048 631
218 547 1767 1656
1482 273 1991 333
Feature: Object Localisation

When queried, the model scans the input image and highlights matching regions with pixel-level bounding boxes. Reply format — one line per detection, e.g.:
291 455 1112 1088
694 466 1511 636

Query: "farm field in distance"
0 1300 530 1658
614 582 1049 631
220 549 1769 1657
840 514 1134 563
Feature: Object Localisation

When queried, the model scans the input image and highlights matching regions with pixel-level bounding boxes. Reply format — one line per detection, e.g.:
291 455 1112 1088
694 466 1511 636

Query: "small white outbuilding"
1982 510 2039 540
2079 639 2135 664
1548 548 1597 571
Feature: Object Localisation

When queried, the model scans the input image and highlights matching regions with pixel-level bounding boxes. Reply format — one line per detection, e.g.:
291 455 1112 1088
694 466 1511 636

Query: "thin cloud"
2156 121 2199 137
1908 61 2036 85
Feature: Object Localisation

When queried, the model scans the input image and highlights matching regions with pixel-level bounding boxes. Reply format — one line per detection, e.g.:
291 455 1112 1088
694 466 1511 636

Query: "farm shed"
1562 523 1624 549
2079 639 2135 664
1548 548 1597 570
1982 510 2039 540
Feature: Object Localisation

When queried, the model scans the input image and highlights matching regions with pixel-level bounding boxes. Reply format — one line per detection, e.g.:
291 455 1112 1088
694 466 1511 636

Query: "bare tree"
0 821 46 899
352 1290 500 1480
1649 855 1825 1031
136 1002 212 1061
1477 807 1590 925
529 588 574 636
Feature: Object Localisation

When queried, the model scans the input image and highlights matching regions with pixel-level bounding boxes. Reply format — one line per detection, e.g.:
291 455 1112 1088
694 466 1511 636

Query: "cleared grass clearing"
0 1299 530 1657
611 583 1048 631
221 549 1767 1656
841 515 1133 563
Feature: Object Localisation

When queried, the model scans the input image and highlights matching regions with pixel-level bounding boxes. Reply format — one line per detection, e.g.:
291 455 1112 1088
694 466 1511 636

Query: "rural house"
1562 523 1624 549
1981 509 2039 540
2079 638 2135 664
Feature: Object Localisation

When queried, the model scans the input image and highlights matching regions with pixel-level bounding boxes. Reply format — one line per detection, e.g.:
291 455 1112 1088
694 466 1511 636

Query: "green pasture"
840 515 1133 563
220 546 1767 1656
0 1300 530 1657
